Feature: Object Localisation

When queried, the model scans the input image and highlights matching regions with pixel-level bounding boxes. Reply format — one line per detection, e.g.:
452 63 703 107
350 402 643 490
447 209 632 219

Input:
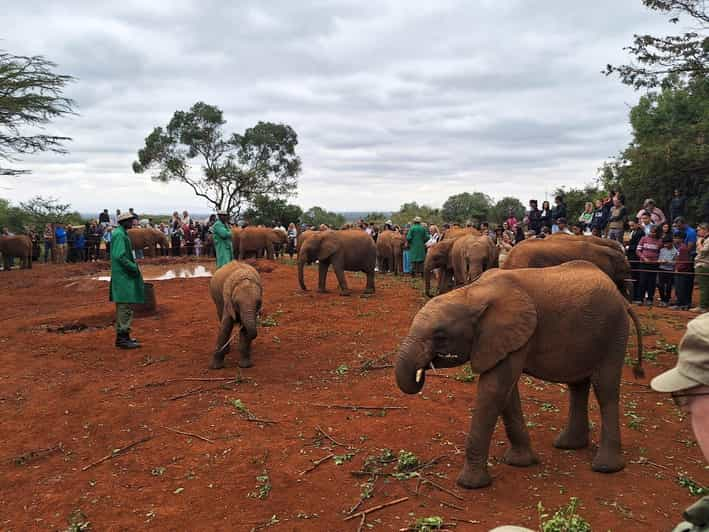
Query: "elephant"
128 228 169 257
208 261 262 369
502 238 631 296
423 239 456 297
395 260 644 489
0 235 32 270
238 227 287 260
450 235 499 287
376 230 405 274
548 232 624 252
298 229 376 295
442 227 481 241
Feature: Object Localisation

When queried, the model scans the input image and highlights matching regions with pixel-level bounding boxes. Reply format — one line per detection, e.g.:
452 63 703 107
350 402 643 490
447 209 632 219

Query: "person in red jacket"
636 225 663 306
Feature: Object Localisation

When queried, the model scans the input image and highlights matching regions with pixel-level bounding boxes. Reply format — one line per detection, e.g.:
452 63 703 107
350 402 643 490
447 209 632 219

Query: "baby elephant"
395 260 643 489
209 262 263 369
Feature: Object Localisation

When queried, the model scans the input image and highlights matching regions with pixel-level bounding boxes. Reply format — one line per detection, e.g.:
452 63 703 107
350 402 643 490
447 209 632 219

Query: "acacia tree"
133 102 301 218
0 51 75 175
605 0 708 88
441 192 492 224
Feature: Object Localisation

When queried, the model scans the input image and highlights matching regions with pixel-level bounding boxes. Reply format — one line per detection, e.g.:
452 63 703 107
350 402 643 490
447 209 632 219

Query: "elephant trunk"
298 254 307 290
395 337 430 395
424 259 433 297
240 305 258 340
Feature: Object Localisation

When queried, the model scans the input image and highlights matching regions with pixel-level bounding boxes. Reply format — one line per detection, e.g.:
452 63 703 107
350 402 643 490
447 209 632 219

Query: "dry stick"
357 513 366 532
343 496 409 521
163 426 214 444
439 500 465 512
312 404 408 411
82 436 152 471
169 381 238 401
314 425 349 448
420 476 464 501
622 380 650 388
300 453 334 475
244 415 278 424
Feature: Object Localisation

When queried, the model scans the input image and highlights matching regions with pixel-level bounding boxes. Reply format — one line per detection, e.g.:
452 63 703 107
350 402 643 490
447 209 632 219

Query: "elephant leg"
211 315 234 369
317 261 329 293
437 269 447 295
266 243 274 260
501 384 539 467
458 354 524 489
364 269 375 294
333 261 351 296
237 327 253 368
554 379 591 449
591 361 625 473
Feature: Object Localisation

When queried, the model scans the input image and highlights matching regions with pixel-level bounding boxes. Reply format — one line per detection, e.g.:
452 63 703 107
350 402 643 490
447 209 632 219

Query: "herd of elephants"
0 224 644 489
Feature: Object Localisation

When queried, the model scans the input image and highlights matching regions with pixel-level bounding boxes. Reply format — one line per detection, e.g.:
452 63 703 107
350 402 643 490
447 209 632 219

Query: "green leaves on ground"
538 497 591 532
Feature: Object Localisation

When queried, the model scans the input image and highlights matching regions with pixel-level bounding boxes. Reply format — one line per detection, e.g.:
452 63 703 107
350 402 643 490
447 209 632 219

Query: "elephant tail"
627 305 644 379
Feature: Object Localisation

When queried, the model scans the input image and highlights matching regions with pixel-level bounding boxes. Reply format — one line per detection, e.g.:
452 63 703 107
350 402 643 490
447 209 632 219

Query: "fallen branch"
314 425 349 448
357 513 366 532
169 381 238 401
82 436 152 471
11 444 64 466
312 403 407 411
411 454 447 473
344 496 409 521
439 500 465 512
622 380 650 388
244 416 278 424
420 476 463 501
163 426 214 444
300 453 334 475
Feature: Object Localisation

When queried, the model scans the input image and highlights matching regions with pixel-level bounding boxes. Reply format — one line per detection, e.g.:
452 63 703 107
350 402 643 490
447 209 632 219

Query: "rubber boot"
115 331 140 349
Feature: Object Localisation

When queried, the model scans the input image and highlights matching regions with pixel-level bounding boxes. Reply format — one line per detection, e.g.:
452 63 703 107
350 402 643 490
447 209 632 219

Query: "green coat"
406 223 429 263
212 220 233 269
109 225 145 304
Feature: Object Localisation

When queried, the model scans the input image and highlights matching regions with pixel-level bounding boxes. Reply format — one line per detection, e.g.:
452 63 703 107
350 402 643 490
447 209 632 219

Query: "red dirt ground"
1 258 707 531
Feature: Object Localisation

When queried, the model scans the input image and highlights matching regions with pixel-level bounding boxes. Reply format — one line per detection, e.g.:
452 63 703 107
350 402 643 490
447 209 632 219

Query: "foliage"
454 365 476 382
601 76 708 222
133 102 301 218
396 449 420 472
538 497 591 532
553 185 602 225
604 0 708 89
390 202 443 227
0 196 82 232
410 516 445 531
242 194 302 226
363 212 389 225
0 51 75 175
333 452 355 465
249 471 271 499
489 196 526 225
334 364 349 376
301 206 345 228
65 509 90 531
677 474 709 496
441 192 492 224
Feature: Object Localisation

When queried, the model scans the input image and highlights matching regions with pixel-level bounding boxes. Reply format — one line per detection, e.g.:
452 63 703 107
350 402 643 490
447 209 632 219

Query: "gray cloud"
1 0 673 213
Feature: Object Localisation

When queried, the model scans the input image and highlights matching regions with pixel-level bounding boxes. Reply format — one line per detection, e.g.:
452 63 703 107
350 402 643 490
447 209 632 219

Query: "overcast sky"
2 1 674 214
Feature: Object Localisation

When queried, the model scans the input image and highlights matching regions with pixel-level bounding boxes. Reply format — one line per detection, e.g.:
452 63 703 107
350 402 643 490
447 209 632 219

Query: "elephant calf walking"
395 260 644 489
209 261 262 369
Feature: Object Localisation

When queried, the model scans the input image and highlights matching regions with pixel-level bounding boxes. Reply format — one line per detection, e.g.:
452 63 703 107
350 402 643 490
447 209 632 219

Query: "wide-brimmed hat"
651 314 709 393
117 212 137 223
413 216 422 223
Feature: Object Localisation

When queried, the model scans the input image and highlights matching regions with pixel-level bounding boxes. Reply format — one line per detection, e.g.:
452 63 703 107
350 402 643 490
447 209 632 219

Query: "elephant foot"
210 356 225 370
363 288 375 295
317 288 328 294
456 467 492 489
238 358 253 368
339 291 351 297
553 430 589 450
592 452 625 474
502 446 539 467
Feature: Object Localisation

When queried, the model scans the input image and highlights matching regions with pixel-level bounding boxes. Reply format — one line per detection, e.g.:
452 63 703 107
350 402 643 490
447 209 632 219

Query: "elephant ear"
466 278 537 374
317 234 339 261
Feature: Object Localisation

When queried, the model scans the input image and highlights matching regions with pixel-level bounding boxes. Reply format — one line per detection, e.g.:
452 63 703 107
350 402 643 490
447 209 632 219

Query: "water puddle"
94 264 213 281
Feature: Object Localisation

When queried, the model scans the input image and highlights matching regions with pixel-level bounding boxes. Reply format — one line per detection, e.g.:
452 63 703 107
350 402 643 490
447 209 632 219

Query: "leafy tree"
243 194 303 226
489 197 526 225
601 76 708 221
0 51 76 175
553 186 602 225
363 212 389 225
133 102 301 218
391 202 443 227
605 0 708 88
301 206 346 228
0 196 82 232
441 192 492 224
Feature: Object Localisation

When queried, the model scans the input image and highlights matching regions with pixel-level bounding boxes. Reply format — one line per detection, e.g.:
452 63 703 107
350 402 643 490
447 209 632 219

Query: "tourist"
590 199 608 235
661 221 672 240
99 209 110 225
514 225 526 243
669 189 687 222
102 226 112 259
691 223 709 314
526 200 541 234
556 218 572 235
287 223 297 259
578 202 594 231
626 218 646 304
637 225 663 306
540 200 552 231
673 232 693 311
607 196 627 242
43 223 54 263
426 225 440 248
505 208 518 230
674 217 698 254
571 223 584 236
550 195 567 233
650 314 709 531
657 235 678 307
54 223 67 264
636 198 666 226
640 211 655 236
406 216 429 278
212 210 233 269
110 212 144 349
498 232 513 267
170 212 183 256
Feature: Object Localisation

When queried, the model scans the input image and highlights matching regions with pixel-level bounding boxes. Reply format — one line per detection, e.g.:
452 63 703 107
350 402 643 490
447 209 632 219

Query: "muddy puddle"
94 264 213 281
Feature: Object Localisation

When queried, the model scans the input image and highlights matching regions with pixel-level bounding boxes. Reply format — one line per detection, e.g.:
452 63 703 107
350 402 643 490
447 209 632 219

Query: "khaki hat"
413 216 422 223
651 314 709 393
117 212 137 223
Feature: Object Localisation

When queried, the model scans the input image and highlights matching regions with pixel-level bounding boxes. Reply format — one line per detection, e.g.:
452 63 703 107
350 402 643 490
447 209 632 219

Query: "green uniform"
110 224 144 334
213 220 233 269
406 223 429 263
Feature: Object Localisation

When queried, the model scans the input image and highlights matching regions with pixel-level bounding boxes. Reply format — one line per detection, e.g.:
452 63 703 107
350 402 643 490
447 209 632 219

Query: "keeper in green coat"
212 210 234 269
110 212 144 349
406 216 430 278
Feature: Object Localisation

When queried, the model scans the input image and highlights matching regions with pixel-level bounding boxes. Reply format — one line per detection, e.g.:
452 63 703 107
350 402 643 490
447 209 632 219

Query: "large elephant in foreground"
395 261 644 489
238 227 287 260
423 239 456 297
298 229 376 295
128 228 169 257
503 238 631 295
376 230 405 274
450 234 498 287
209 261 262 369
0 235 32 270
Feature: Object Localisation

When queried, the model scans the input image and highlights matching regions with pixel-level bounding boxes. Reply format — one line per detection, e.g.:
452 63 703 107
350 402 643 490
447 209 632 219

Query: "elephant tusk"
415 369 424 383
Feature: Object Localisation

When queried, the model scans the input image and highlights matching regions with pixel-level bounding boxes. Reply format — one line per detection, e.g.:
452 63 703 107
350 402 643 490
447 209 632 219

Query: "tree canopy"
301 206 346 228
243 194 303 226
133 102 301 218
605 0 708 88
0 196 82 232
0 51 75 176
488 197 526 225
441 192 492 224
391 202 443 227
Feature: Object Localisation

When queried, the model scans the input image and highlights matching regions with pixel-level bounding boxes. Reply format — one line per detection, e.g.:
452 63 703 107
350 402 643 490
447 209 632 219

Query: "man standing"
54 223 67 263
607 196 628 242
406 216 429 278
110 212 144 349
212 210 233 269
